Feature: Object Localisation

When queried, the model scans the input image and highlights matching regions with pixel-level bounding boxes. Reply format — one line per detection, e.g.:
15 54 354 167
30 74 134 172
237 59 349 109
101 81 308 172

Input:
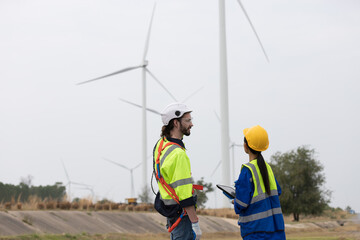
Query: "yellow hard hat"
243 125 269 152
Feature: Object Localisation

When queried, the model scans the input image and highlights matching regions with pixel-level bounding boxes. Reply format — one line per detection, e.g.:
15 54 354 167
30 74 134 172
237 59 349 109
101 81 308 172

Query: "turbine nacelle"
142 60 149 67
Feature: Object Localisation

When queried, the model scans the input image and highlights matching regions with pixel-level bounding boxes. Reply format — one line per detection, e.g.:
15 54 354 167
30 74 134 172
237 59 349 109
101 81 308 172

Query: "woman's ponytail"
244 137 271 195
256 153 270 195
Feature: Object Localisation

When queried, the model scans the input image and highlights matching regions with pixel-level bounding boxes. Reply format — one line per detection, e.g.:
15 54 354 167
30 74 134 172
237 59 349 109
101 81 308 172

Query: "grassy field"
1 226 359 240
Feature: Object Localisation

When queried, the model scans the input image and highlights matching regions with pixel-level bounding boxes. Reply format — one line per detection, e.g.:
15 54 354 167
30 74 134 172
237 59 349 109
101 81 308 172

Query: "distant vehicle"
126 198 138 206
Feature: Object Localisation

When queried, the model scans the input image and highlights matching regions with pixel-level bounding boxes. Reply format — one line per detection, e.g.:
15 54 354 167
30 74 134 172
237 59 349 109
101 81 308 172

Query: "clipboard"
216 184 235 198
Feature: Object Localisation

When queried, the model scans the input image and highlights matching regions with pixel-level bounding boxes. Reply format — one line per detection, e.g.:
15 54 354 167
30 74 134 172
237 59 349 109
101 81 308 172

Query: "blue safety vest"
236 160 285 237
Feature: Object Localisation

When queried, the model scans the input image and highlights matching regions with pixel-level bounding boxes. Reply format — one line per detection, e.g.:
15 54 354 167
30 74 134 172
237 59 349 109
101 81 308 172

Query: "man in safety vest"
153 102 202 240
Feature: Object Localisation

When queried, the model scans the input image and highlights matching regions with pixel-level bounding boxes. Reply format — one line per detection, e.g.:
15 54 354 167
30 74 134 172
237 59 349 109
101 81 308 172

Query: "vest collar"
167 137 186 149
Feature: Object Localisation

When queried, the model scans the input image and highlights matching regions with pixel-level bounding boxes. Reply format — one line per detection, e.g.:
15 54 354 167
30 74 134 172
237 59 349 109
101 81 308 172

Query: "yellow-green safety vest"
154 138 195 205
241 159 278 203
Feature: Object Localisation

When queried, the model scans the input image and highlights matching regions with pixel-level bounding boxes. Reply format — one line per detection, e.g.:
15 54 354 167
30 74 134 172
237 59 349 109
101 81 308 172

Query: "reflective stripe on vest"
169 177 193 189
245 163 278 204
239 207 283 223
243 161 279 204
160 190 197 206
235 198 248 208
160 195 177 205
238 160 280 223
156 138 195 204
160 145 181 166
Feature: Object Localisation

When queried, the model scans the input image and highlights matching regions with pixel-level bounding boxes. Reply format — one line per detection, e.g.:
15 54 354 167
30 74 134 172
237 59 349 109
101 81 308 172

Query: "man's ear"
173 119 180 128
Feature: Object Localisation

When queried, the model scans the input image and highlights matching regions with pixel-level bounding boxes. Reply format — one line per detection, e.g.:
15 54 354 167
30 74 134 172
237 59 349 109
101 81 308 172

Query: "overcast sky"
1 0 359 212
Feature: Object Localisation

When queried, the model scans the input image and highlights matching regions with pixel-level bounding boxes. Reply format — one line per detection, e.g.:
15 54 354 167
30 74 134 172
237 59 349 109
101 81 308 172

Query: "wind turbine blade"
236 0 270 62
210 160 222 177
74 185 92 190
77 65 143 85
146 68 178 101
214 110 221 123
71 181 91 187
103 158 130 171
132 162 142 170
181 86 204 103
142 3 157 62
118 98 161 115
61 160 70 182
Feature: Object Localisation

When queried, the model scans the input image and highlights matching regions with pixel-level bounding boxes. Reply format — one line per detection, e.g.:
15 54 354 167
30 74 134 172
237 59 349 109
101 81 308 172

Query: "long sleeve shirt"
234 166 285 240
234 167 282 214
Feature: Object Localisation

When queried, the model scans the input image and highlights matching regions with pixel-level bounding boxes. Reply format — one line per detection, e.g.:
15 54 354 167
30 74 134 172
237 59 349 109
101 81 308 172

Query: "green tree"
195 178 214 209
269 146 331 221
0 181 66 202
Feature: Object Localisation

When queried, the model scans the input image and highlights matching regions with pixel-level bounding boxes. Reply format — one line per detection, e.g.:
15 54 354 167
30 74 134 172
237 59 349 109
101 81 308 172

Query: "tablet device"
216 184 236 198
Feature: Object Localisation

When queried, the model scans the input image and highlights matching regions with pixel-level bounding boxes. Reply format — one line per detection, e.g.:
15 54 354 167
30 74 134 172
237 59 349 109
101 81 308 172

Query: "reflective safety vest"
154 137 196 206
236 159 285 237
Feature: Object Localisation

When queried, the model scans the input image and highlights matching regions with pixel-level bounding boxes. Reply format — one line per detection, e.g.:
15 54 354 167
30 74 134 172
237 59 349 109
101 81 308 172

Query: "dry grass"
2 229 358 240
0 195 157 212
21 195 42 210
198 208 238 219
198 208 353 223
286 222 360 240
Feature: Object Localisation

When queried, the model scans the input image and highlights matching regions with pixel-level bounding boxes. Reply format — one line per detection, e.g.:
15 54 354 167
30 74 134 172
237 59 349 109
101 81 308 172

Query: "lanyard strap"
155 137 203 233
155 138 183 204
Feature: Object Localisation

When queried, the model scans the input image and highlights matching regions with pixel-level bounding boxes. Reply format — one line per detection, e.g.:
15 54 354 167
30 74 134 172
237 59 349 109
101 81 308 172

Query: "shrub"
119 204 127 211
111 203 119 210
17 203 22 210
71 202 79 210
4 202 12 210
46 201 56 209
37 203 45 210
59 201 71 210
95 204 103 210
103 203 110 210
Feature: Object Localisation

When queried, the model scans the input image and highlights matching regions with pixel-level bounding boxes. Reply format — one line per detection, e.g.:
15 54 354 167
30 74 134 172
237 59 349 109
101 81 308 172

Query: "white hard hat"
161 102 192 126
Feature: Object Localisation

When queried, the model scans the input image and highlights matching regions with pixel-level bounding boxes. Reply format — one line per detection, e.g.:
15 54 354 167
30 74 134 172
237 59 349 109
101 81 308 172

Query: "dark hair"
244 137 271 195
161 118 177 139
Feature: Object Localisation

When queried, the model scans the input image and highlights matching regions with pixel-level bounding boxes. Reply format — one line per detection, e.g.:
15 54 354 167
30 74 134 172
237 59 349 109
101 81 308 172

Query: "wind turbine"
119 98 161 116
218 0 269 207
213 110 243 181
77 3 174 194
230 141 243 180
104 158 142 198
117 85 204 117
61 160 92 201
210 142 242 180
76 185 95 201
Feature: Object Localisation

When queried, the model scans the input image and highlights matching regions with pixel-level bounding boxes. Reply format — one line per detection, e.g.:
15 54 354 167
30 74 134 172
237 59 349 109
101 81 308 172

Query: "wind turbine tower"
61 160 92 201
78 4 173 196
104 158 141 198
218 0 269 207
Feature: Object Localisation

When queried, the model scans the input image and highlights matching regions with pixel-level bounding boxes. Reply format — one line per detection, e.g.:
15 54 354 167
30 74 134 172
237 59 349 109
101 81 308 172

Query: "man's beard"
180 123 191 136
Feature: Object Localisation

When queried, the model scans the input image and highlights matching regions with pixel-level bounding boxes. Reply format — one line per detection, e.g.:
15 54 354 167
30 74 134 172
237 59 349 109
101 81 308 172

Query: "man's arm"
184 205 198 223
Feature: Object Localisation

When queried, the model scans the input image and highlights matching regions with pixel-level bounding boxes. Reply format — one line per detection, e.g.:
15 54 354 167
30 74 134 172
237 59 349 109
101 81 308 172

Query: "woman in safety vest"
234 125 285 239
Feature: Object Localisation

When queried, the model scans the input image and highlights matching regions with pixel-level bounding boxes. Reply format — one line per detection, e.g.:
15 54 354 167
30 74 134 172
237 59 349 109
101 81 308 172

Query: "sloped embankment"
0 211 240 236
